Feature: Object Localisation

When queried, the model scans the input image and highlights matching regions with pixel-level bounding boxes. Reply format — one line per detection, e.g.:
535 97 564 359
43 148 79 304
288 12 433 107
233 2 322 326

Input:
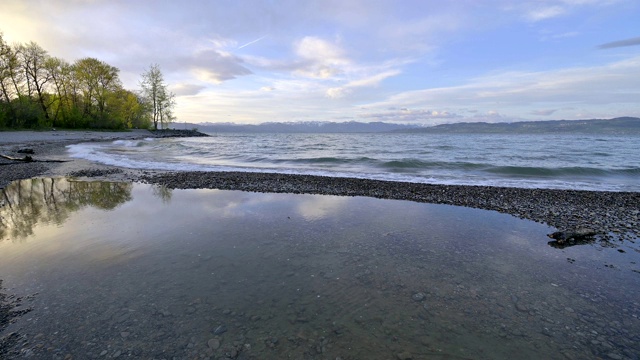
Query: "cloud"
292 36 349 79
598 36 640 49
358 108 460 123
171 83 207 96
187 49 252 83
530 109 558 116
362 56 640 119
526 5 566 21
1 0 637 125
326 69 401 98
514 0 623 22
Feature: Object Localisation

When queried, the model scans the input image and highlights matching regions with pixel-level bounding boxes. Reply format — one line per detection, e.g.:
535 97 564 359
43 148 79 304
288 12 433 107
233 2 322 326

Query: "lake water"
1 178 639 359
67 133 640 192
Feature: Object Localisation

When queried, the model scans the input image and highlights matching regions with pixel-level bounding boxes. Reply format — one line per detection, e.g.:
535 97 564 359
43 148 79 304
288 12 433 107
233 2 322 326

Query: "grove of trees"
0 32 175 130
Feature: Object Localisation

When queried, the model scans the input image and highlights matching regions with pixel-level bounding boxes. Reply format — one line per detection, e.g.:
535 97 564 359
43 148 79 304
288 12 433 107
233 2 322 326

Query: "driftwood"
0 154 69 164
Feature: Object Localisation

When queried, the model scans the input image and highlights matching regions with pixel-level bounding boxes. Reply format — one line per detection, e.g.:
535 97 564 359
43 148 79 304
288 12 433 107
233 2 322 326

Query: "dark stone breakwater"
141 171 640 246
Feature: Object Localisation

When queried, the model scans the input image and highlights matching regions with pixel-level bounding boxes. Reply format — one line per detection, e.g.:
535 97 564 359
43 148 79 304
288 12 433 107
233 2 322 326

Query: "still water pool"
0 178 639 359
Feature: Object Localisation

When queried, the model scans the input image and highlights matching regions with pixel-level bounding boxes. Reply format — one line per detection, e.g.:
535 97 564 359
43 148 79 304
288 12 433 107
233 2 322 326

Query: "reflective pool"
1 178 639 359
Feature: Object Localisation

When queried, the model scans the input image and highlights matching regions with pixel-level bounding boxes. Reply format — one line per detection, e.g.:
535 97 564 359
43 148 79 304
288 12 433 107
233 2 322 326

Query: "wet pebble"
207 338 221 350
214 324 228 335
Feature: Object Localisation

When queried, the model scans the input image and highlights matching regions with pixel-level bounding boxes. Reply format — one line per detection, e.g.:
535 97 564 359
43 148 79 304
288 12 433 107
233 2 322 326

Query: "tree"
0 33 27 127
0 33 25 102
18 42 52 126
140 64 175 130
44 56 72 126
107 88 151 129
73 57 122 126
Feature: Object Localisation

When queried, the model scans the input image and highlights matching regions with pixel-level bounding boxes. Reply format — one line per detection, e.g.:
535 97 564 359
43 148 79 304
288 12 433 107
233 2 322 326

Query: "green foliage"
0 32 167 130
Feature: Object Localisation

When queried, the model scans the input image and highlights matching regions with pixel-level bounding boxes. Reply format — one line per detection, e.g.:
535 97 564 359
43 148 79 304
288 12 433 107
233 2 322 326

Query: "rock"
213 324 228 335
397 351 413 360
207 338 221 350
515 302 529 313
412 292 426 301
547 228 597 244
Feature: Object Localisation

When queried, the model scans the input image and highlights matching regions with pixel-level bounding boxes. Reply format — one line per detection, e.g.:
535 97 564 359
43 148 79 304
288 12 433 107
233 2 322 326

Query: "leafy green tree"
73 57 122 127
107 88 151 129
0 34 169 130
140 64 175 130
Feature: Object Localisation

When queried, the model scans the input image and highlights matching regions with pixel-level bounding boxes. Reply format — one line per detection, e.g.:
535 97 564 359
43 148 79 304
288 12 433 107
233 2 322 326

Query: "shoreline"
1 130 639 245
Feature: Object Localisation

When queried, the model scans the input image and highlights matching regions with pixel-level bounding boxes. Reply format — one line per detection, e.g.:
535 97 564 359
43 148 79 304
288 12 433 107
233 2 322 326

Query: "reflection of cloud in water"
296 195 349 221
164 189 350 222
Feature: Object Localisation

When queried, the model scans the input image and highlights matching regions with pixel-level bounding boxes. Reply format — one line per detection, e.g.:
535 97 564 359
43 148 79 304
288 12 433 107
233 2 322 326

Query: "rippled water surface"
67 133 640 191
1 178 639 359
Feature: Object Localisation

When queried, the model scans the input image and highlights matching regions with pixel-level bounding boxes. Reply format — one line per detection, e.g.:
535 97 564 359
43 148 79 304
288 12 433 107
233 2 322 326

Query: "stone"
214 324 228 335
412 292 426 301
207 338 221 350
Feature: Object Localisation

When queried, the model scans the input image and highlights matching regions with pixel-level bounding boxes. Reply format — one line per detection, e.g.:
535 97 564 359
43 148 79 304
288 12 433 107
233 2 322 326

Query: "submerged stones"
411 292 426 302
141 171 640 247
213 324 228 335
547 228 598 248
548 228 597 243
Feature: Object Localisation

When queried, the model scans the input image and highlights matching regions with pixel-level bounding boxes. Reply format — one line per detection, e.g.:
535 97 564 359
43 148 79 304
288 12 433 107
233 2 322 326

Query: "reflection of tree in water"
0 178 132 242
152 184 172 204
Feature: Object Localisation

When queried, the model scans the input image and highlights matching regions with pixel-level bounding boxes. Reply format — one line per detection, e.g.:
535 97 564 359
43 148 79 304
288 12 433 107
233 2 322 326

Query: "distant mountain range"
177 117 640 134
395 117 640 134
180 121 417 133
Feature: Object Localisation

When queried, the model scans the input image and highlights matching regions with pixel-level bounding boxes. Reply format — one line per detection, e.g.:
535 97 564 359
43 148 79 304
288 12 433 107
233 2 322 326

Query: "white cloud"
293 36 350 79
187 49 252 84
0 0 637 124
171 83 207 96
526 5 566 21
326 69 401 98
363 56 640 120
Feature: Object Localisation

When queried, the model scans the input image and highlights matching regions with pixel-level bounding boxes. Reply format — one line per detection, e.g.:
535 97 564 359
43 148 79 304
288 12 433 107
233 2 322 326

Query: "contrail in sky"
238 35 268 49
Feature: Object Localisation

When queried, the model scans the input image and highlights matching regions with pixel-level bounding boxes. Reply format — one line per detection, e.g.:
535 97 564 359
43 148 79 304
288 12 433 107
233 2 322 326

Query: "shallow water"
0 178 639 359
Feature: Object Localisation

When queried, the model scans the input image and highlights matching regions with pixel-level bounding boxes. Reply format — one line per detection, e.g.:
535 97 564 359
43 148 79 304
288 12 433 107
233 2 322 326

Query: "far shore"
1 130 639 246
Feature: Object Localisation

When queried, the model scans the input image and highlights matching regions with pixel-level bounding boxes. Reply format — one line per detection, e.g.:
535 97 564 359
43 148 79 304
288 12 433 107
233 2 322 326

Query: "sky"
1 0 639 125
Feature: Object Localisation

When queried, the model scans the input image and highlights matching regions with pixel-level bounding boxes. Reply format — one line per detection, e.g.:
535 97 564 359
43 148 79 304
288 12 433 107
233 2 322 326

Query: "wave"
486 166 640 177
112 138 155 147
379 159 486 170
283 156 376 165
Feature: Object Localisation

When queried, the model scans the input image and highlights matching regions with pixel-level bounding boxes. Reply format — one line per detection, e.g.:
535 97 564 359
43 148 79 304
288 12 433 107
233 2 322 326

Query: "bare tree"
140 64 175 130
18 42 52 123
